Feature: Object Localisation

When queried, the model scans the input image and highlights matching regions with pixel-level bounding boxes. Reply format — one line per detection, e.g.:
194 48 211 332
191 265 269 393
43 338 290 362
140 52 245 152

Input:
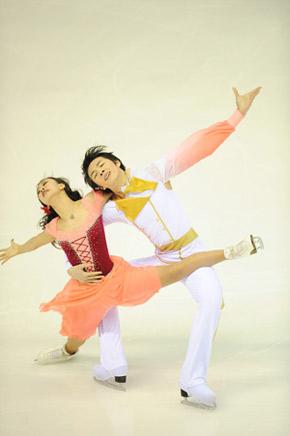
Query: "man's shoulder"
132 163 164 182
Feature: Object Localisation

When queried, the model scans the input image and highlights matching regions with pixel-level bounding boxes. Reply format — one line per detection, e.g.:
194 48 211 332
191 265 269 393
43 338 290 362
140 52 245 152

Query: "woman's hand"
68 264 104 283
0 240 21 264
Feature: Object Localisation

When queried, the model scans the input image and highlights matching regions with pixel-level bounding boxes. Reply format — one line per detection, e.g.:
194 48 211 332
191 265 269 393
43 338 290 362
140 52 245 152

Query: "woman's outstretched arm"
0 231 55 264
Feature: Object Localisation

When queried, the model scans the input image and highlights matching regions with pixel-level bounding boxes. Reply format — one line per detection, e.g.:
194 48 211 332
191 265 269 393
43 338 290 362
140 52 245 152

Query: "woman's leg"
156 249 225 287
65 337 86 354
156 234 264 287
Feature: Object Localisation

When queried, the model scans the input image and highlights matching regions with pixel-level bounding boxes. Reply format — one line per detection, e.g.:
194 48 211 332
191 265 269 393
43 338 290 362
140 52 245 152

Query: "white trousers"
98 238 223 388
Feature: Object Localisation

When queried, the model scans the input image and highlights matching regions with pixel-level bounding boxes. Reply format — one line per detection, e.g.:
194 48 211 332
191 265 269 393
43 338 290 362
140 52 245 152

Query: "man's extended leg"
179 238 223 408
180 267 222 405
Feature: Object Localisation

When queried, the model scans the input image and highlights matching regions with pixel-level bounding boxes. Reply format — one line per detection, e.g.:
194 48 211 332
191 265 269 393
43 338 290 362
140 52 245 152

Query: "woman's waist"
70 255 128 282
64 251 114 276
62 256 130 301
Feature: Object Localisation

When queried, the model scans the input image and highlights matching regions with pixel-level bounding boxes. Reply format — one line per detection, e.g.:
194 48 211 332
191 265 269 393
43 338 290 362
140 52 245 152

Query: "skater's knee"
200 291 223 313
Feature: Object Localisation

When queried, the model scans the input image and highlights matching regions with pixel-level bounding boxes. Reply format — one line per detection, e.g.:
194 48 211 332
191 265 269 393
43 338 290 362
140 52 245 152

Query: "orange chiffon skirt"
40 256 161 340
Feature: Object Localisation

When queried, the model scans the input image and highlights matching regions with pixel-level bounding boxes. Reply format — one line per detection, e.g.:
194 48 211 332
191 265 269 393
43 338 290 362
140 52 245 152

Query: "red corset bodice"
44 192 113 275
59 215 113 275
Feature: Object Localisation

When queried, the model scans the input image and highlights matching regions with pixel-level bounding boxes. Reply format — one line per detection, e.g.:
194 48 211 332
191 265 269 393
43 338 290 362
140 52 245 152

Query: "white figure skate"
93 364 127 391
224 235 264 260
34 346 76 364
181 384 217 410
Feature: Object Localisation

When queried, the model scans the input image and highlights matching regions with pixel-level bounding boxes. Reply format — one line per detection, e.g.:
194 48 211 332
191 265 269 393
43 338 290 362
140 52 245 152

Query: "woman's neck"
49 192 79 221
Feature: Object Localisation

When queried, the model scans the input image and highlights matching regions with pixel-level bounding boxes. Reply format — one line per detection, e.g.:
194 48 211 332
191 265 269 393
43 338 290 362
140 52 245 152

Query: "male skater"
70 87 261 408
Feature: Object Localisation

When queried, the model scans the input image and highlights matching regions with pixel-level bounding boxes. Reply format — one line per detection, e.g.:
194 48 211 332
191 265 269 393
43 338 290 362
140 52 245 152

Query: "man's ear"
115 160 121 168
59 183 66 191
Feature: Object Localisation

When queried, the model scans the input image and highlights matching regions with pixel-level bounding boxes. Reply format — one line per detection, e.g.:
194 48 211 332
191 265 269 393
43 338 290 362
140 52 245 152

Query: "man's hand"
68 264 104 283
232 86 262 115
0 239 20 265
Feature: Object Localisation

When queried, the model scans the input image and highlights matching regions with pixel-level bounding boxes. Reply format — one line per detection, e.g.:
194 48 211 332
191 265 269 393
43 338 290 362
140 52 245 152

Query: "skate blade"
250 235 257 254
250 235 264 254
181 398 216 410
34 357 73 365
94 377 126 392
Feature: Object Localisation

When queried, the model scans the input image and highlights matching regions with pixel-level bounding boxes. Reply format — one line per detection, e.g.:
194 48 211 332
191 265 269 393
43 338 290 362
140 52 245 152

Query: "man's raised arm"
147 87 261 182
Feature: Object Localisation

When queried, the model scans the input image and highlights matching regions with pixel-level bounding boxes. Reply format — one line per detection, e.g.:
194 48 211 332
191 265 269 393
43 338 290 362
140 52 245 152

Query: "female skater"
0 177 263 369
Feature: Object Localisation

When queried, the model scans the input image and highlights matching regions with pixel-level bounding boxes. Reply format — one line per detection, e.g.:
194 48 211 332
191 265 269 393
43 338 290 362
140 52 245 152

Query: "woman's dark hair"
82 145 126 194
38 177 82 232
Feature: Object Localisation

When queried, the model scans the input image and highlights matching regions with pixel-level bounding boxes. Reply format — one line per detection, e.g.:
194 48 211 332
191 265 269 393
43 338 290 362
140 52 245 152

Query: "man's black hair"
82 145 126 192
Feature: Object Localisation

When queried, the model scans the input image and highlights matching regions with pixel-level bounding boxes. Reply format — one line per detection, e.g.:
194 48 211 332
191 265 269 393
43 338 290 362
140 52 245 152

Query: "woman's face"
37 178 64 205
87 157 121 190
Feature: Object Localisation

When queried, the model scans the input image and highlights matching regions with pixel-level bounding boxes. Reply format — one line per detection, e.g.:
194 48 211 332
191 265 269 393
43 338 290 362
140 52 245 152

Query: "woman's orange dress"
40 192 161 340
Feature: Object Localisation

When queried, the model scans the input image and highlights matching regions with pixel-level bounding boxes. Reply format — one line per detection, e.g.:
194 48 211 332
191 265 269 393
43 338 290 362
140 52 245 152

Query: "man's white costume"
97 110 243 391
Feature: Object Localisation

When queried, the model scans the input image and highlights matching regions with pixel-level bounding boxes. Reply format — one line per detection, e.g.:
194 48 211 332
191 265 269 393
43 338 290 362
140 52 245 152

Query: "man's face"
87 157 121 190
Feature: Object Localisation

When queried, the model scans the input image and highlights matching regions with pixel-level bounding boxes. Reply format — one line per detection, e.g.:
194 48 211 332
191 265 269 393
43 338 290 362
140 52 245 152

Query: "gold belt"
156 228 198 253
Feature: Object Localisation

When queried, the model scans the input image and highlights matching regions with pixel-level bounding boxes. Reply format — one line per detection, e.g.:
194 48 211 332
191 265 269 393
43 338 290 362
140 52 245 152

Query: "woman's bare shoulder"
84 190 111 205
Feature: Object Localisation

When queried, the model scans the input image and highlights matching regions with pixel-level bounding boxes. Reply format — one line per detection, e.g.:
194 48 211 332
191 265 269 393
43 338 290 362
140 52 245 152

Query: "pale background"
0 1 289 435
